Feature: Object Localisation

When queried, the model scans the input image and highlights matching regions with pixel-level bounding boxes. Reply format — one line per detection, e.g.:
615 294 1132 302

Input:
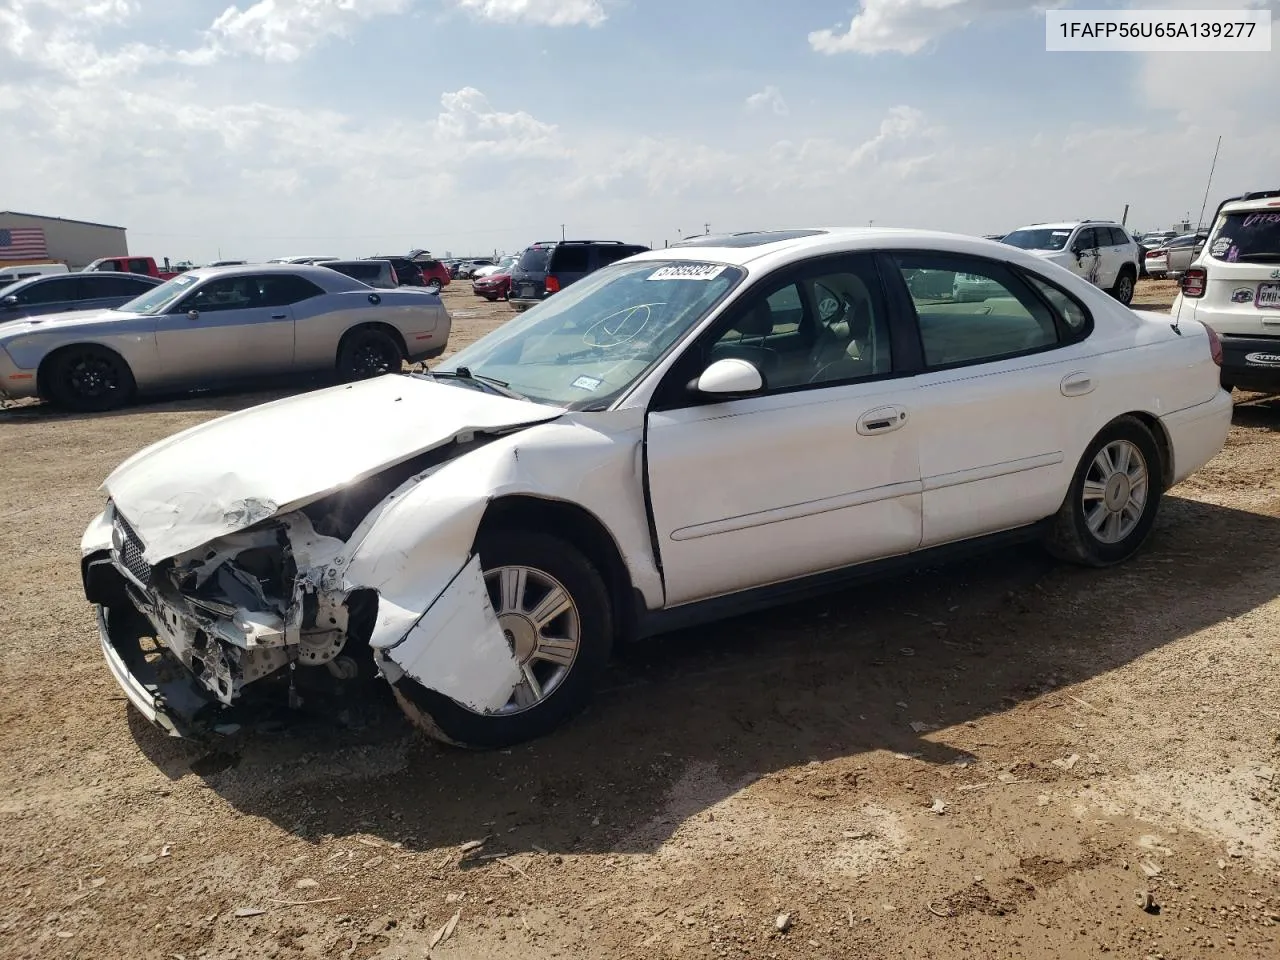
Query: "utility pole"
704 222 710 235
561 224 566 241
1121 203 1129 227
1197 135 1222 230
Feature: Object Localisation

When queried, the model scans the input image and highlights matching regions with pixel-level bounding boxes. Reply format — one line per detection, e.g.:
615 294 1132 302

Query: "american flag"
0 227 50 259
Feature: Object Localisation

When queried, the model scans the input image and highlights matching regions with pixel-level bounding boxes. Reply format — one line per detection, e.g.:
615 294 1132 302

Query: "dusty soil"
1 279 1278 960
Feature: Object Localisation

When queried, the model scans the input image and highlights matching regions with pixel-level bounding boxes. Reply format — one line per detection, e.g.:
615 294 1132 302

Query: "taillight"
1204 323 1223 366
389 267 399 285
1145 249 1161 258
1181 267 1207 298
545 275 560 293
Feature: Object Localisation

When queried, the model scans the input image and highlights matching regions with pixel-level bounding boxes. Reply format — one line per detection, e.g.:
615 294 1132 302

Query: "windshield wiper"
426 366 527 400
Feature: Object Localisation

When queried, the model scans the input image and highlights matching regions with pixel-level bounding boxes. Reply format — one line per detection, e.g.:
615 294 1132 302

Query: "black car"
0 272 163 323
508 240 650 311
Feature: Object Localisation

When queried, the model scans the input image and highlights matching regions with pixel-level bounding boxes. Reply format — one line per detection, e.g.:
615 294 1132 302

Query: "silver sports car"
0 264 451 411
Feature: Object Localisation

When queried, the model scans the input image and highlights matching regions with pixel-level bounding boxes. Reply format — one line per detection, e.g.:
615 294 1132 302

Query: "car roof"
1220 195 1280 214
174 263 370 291
620 227 1073 272
4 271 160 290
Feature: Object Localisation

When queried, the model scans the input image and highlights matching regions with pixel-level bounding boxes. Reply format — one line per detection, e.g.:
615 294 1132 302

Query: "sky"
1 0 1277 262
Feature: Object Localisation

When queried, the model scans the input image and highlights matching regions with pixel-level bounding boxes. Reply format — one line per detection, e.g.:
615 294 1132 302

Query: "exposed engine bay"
94 429 525 728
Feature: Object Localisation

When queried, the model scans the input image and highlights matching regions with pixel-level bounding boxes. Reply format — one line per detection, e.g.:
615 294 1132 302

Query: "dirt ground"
1 279 1277 960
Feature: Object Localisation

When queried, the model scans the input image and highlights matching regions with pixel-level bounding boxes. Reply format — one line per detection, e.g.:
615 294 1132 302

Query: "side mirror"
691 357 764 397
186 309 200 320
1 295 18 308
1070 244 1083 256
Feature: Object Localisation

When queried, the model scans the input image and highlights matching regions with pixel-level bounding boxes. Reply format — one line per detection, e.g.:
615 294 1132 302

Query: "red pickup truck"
83 255 183 281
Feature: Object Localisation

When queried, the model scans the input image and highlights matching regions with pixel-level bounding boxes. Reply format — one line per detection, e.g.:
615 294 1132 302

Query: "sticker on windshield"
570 375 603 391
647 264 726 282
1051 230 1070 237
1211 237 1232 257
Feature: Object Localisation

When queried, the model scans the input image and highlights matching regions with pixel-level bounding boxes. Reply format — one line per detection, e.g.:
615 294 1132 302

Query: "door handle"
857 405 907 436
1061 372 1095 397
270 313 287 320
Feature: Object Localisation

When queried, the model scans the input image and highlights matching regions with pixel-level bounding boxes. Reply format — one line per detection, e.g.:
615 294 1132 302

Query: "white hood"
104 375 563 563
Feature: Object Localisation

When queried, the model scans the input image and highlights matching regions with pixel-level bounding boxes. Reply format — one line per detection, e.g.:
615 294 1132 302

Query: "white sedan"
81 228 1232 748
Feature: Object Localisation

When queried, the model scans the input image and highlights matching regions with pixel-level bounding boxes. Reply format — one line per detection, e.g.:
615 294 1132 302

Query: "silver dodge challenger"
0 264 451 410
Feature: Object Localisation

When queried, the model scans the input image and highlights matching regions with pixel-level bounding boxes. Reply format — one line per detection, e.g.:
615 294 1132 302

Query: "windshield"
115 273 199 314
1001 228 1072 251
517 246 552 272
1207 211 1280 261
435 259 745 408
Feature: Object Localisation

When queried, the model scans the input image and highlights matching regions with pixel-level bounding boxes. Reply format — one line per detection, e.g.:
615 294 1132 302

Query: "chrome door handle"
1061 372 1095 397
857 405 907 436
270 313 287 320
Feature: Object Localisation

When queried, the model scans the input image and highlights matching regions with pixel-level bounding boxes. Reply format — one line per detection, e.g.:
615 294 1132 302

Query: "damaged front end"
82 420 537 740
85 503 381 736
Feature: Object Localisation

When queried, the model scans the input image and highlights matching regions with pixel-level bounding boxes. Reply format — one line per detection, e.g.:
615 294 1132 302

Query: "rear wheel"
337 327 402 380
46 345 136 411
1110 268 1136 306
425 279 442 293
392 530 613 749
1046 417 1163 567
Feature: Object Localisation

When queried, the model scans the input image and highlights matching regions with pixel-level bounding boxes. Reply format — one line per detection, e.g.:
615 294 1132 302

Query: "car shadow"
126 493 1280 859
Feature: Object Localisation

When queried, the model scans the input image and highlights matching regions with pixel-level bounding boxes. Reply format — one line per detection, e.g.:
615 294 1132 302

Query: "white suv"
1000 220 1140 305
1170 189 1280 394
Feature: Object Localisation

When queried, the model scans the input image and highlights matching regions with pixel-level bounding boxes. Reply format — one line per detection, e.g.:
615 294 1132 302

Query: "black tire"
392 530 613 749
45 345 136 411
426 280 442 293
1045 416 1163 567
1109 268 1136 306
337 327 403 381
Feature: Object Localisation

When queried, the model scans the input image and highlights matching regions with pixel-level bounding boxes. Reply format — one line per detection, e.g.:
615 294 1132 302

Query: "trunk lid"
104 375 564 563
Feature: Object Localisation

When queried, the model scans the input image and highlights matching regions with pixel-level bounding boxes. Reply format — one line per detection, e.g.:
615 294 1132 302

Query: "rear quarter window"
550 246 591 273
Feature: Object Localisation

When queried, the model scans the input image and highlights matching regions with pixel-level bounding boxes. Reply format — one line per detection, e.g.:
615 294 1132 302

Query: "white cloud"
450 0 606 27
207 0 413 63
435 86 565 158
745 85 788 116
809 0 1060 55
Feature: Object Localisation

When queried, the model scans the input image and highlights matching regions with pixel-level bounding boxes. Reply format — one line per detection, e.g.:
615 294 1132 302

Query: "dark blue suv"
0 272 162 323
508 240 649 312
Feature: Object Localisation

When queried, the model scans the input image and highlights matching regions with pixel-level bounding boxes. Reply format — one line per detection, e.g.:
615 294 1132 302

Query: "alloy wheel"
483 564 581 715
1081 439 1149 544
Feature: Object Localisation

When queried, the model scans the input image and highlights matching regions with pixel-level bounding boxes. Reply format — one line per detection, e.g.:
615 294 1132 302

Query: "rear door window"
1208 211 1280 262
127 258 152 274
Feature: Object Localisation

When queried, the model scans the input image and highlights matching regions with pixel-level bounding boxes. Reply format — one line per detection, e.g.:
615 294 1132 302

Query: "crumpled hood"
104 375 564 563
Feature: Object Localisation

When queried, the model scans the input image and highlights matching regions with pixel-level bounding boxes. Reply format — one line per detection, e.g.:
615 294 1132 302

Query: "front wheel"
1046 417 1163 567
392 530 613 749
46 345 136 411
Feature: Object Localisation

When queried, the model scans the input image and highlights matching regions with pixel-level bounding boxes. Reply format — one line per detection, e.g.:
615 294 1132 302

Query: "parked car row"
1143 232 1209 280
0 263 452 410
